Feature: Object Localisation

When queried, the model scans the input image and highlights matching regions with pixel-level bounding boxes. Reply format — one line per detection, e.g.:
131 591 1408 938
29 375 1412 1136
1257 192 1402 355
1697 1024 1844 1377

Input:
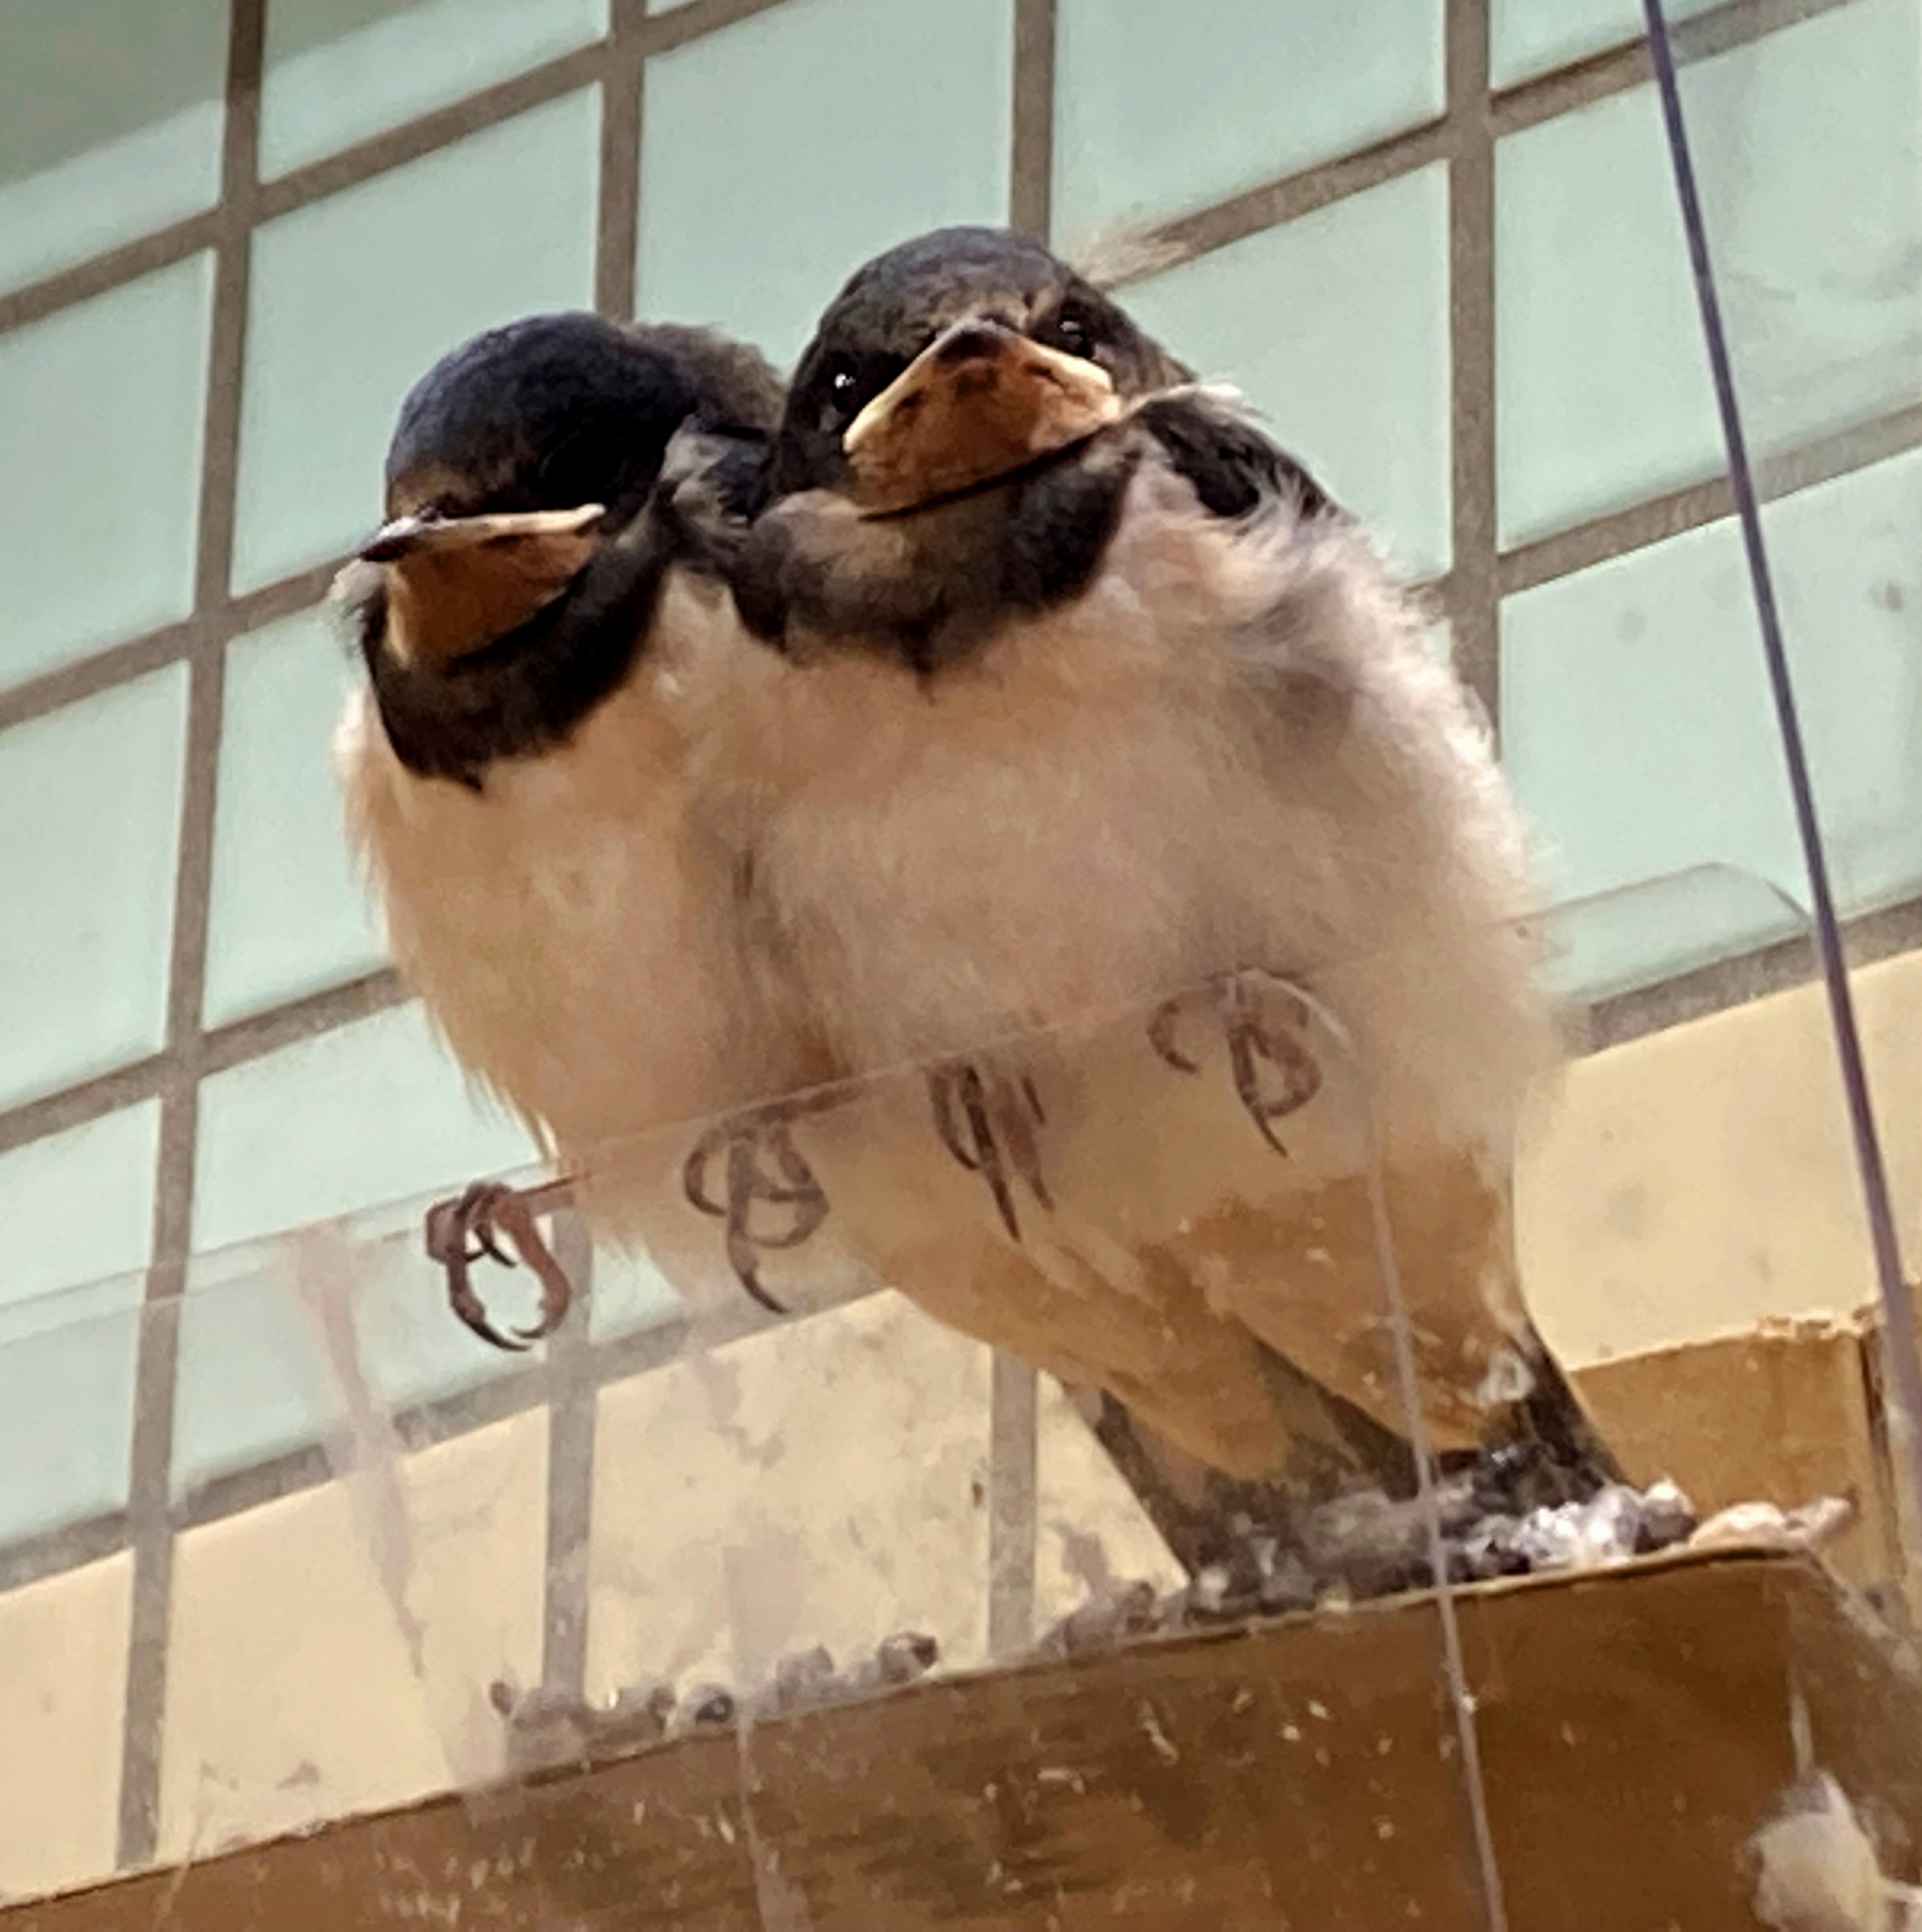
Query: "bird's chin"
852 428 1109 523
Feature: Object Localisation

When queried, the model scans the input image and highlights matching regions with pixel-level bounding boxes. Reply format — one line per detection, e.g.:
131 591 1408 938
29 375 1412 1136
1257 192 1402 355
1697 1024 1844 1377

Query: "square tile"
1502 447 1922 996
205 606 386 1028
0 1264 143 1546
0 668 187 1110
193 1002 535 1255
1496 0 1922 545
0 1104 158 1313
173 1214 534 1499
170 1243 341 1502
638 0 1012 367
1496 84 1716 545
0 258 212 691
0 0 226 294
1520 954 1922 1363
0 1105 157 1542
1126 165 1452 576
233 89 600 594
1054 0 1443 243
260 0 607 178
1759 449 1922 914
1504 516 1787 987
182 1000 538 1485
1532 866 1806 1007
1680 0 1922 457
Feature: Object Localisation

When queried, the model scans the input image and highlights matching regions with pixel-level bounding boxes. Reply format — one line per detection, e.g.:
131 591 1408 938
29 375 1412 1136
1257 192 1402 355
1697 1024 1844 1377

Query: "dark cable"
1643 0 1922 1513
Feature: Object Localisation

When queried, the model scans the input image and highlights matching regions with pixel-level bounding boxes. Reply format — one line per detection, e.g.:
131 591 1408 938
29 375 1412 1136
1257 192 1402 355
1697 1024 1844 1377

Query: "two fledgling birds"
334 225 1617 1571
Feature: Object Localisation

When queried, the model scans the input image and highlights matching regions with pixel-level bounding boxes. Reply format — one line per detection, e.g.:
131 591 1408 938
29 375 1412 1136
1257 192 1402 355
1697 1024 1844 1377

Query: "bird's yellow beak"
841 319 1121 517
356 504 605 668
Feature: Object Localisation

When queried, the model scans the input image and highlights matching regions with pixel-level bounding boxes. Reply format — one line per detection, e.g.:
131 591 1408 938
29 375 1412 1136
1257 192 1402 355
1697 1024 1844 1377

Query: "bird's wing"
1011 399 1582 1463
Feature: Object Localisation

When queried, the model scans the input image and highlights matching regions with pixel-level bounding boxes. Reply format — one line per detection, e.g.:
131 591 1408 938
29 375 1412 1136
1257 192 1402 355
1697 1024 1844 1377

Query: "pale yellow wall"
1522 949 1921 1364
4 957 1918 1905
158 1406 545 1861
0 1554 129 1903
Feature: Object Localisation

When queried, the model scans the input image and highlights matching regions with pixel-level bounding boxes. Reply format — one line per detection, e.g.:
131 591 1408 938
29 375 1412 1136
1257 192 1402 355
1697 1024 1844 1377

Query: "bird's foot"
1148 968 1321 1154
682 1095 839 1314
1160 1472 1701 1635
516 1630 943 1751
1458 1479 1698 1579
1169 1535 1324 1628
490 1677 676 1775
763 1630 940 1712
927 1060 1051 1243
1034 1578 1164 1656
425 1178 576 1351
1299 1473 1698 1599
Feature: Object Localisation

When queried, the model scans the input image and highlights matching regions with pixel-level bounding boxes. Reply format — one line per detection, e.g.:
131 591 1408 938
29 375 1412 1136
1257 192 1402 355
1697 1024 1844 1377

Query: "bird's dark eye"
816 356 862 431
1038 305 1099 362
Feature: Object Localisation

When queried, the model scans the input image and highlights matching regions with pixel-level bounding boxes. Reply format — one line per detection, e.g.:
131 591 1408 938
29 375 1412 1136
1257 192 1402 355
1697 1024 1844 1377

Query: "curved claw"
423 1180 575 1351
1146 972 1321 1155
730 1252 789 1317
682 1097 838 1315
719 1127 804 1314
431 1216 532 1354
927 1062 1051 1244
484 1189 575 1342
451 1278 533 1353
1146 996 1201 1074
752 1124 833 1252
469 1222 515 1269
1220 974 1320 1154
425 1189 519 1349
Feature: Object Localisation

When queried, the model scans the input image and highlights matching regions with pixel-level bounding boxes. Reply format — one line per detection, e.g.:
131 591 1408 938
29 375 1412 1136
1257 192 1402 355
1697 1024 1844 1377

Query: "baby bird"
334 311 826 1346
690 227 1617 1557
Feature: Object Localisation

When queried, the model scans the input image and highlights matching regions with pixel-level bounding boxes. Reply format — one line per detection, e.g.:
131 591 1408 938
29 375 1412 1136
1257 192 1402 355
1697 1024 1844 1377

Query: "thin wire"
1642 0 1922 1511
1359 1136 1512 1932
1267 978 1512 1932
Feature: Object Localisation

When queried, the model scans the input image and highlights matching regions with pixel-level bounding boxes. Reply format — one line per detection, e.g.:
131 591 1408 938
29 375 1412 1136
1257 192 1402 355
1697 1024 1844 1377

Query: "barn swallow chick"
700 227 1619 1560
334 312 826 1347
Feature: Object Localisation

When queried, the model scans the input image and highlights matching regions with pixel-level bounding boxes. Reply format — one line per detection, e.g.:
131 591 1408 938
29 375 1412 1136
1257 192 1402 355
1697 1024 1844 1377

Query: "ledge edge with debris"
12 1544 1922 1932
